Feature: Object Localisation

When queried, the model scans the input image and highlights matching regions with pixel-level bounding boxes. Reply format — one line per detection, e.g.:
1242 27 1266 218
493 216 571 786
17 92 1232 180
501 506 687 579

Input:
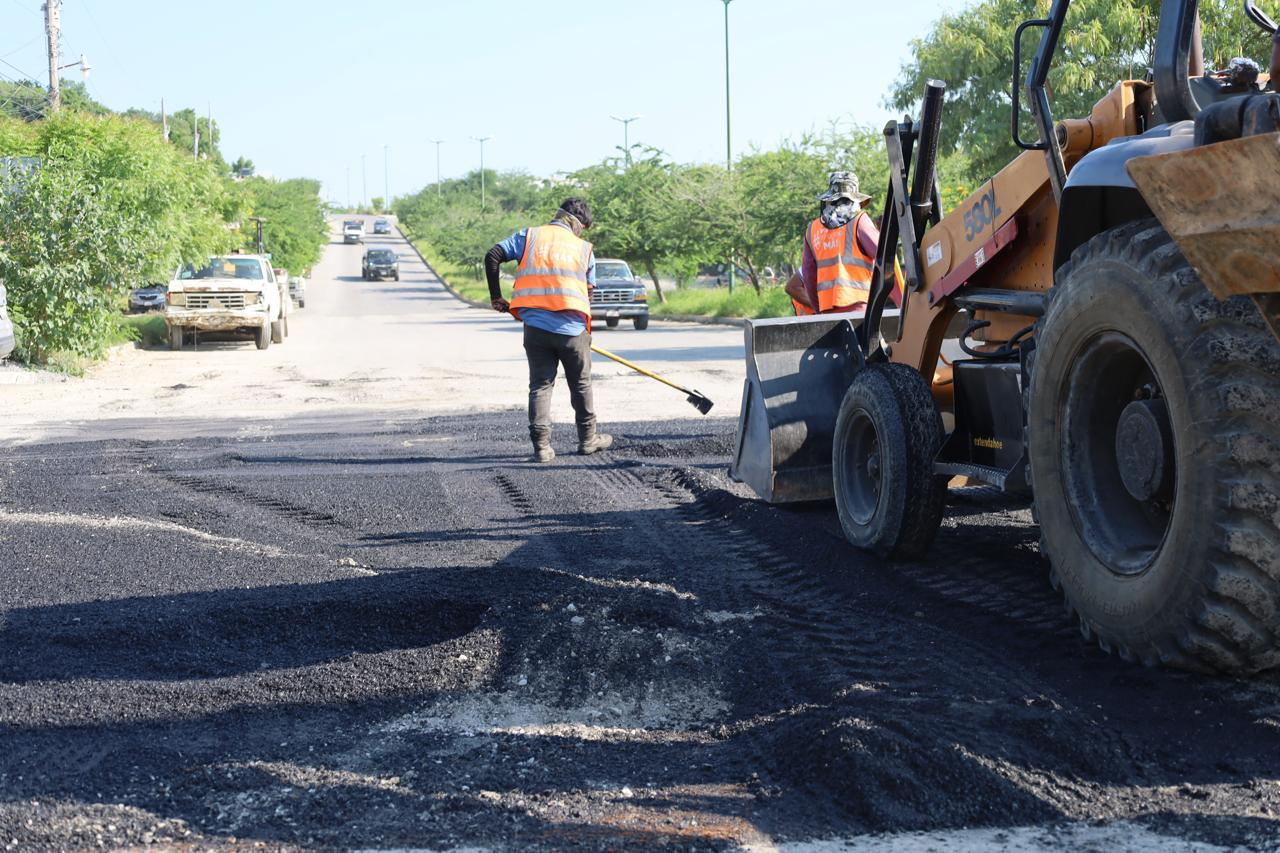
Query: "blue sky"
0 0 968 203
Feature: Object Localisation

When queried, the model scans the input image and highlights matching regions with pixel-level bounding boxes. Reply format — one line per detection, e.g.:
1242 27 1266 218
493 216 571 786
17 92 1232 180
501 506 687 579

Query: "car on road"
373 218 392 235
290 272 307 308
362 248 400 281
128 283 168 313
165 254 286 351
342 220 364 244
0 283 14 360
591 259 649 330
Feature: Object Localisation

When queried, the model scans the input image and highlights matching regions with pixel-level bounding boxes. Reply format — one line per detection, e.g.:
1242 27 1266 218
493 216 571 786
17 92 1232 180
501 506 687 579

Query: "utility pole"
248 216 266 255
383 144 390 213
430 139 444 198
193 120 199 159
161 98 169 142
346 167 351 210
43 0 61 111
609 115 641 166
361 154 367 209
471 136 491 208
208 103 214 159
720 0 736 293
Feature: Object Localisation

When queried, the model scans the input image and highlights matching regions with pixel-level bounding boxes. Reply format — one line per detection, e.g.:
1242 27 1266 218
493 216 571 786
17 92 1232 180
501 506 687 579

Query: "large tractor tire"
1029 219 1280 674
833 363 947 559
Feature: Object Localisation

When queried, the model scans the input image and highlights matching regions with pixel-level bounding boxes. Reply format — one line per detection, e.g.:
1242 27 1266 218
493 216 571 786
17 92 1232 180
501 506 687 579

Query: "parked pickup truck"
165 254 286 351
591 259 649 330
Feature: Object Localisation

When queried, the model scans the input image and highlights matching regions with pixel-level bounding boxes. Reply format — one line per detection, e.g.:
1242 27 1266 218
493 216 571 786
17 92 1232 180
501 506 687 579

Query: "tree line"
394 133 973 303
397 0 1270 306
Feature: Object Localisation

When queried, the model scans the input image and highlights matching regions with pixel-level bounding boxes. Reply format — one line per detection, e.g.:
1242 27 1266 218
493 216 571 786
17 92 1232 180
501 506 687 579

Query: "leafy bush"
236 177 328 275
0 112 234 363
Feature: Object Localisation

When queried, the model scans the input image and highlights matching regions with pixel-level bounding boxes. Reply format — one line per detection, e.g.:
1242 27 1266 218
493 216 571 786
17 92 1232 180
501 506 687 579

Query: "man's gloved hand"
491 297 510 313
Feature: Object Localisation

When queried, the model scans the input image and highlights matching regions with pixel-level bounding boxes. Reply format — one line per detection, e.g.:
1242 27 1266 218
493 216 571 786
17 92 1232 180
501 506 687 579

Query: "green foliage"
892 0 1272 182
570 151 706 302
237 177 327 274
0 112 236 363
230 156 255 177
0 79 109 121
396 171 555 279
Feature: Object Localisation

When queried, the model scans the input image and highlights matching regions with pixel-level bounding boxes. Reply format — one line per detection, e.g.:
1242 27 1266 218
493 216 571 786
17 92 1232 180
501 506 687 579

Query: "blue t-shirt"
498 223 595 337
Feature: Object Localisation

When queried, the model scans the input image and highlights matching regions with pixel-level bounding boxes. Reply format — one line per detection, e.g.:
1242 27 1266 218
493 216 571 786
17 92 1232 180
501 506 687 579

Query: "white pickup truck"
165 254 286 351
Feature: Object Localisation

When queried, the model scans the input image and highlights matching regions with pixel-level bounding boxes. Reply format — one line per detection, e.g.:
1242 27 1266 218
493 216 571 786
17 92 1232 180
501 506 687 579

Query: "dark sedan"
128 283 168 313
362 249 400 281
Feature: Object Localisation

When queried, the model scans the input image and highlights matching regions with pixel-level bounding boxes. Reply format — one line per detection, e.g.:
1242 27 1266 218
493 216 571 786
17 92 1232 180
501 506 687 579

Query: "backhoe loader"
731 0 1280 674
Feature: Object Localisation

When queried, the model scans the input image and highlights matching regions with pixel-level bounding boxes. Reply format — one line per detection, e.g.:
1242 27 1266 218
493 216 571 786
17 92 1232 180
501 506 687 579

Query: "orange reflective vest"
510 224 593 321
792 297 815 316
808 213 875 313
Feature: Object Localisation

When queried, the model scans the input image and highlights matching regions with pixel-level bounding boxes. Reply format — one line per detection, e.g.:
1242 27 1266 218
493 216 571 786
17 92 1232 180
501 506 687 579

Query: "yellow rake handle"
590 345 695 395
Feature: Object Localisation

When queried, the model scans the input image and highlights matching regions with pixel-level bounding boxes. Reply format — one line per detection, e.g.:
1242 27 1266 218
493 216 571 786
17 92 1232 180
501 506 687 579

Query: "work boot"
577 422 613 455
529 426 555 463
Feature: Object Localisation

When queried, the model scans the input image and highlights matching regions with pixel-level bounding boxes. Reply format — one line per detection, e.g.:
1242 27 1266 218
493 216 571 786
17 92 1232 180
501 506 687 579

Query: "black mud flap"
935 359 1030 492
730 313 897 503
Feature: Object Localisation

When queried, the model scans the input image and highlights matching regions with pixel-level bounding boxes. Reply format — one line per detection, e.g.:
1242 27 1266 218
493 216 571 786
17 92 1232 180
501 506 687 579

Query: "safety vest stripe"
516 267 590 281
815 278 872 292
813 256 873 270
512 286 590 298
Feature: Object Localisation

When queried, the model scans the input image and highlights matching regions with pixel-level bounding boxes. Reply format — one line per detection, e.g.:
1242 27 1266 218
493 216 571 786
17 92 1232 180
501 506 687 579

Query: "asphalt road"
0 217 745 446
2 226 1279 849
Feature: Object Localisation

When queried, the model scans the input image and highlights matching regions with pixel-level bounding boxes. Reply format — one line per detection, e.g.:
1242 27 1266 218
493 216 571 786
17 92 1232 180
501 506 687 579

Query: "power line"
3 35 43 59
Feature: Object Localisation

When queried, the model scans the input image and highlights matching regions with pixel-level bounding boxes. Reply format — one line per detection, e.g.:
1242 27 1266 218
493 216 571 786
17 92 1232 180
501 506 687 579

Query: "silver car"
0 283 15 360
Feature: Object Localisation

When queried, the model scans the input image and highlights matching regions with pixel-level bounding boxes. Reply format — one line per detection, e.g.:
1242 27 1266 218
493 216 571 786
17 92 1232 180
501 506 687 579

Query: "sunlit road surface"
0 217 746 446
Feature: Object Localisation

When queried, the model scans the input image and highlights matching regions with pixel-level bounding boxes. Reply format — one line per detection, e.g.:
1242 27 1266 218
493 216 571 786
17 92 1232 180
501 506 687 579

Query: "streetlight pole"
429 139 444 198
361 154 367 210
609 114 642 166
346 167 351 210
471 135 492 208
383 144 390 213
721 0 736 293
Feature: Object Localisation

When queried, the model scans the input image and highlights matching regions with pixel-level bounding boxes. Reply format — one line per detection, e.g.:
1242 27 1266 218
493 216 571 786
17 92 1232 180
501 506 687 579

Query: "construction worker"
784 171 898 315
486 198 613 464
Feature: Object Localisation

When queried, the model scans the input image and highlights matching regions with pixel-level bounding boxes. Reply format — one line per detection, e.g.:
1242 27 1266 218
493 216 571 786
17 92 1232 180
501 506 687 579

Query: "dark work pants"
523 324 594 433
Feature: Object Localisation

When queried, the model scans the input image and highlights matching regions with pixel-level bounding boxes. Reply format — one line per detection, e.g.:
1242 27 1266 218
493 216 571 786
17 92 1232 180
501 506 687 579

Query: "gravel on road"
2 412 1278 850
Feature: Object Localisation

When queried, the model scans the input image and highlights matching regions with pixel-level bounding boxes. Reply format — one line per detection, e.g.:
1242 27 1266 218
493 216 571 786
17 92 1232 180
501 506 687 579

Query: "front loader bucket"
730 313 896 504
1127 131 1280 300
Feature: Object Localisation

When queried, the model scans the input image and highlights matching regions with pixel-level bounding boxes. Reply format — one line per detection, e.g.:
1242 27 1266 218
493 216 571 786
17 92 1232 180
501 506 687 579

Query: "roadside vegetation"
398 0 1266 321
395 133 972 318
0 82 327 368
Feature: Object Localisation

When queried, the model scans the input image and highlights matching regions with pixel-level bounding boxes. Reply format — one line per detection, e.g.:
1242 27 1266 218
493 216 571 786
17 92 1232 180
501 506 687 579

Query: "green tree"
0 112 233 361
230 156 255 177
572 151 708 303
237 177 327 274
892 0 1271 182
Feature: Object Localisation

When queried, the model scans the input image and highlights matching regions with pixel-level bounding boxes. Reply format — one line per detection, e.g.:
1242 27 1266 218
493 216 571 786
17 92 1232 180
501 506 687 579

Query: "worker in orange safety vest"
784 171 902 316
486 198 613 463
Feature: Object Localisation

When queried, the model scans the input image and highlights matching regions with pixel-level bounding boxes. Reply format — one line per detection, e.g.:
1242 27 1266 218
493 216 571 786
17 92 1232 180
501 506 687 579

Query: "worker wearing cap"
785 171 898 315
486 198 613 464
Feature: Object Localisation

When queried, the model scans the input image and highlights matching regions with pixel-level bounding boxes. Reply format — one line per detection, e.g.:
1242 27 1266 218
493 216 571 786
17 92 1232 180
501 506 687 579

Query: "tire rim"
1060 331 1175 576
840 409 882 526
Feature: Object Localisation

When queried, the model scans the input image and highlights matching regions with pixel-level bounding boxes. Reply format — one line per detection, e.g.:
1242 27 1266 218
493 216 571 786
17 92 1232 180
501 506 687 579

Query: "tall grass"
651 285 793 319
